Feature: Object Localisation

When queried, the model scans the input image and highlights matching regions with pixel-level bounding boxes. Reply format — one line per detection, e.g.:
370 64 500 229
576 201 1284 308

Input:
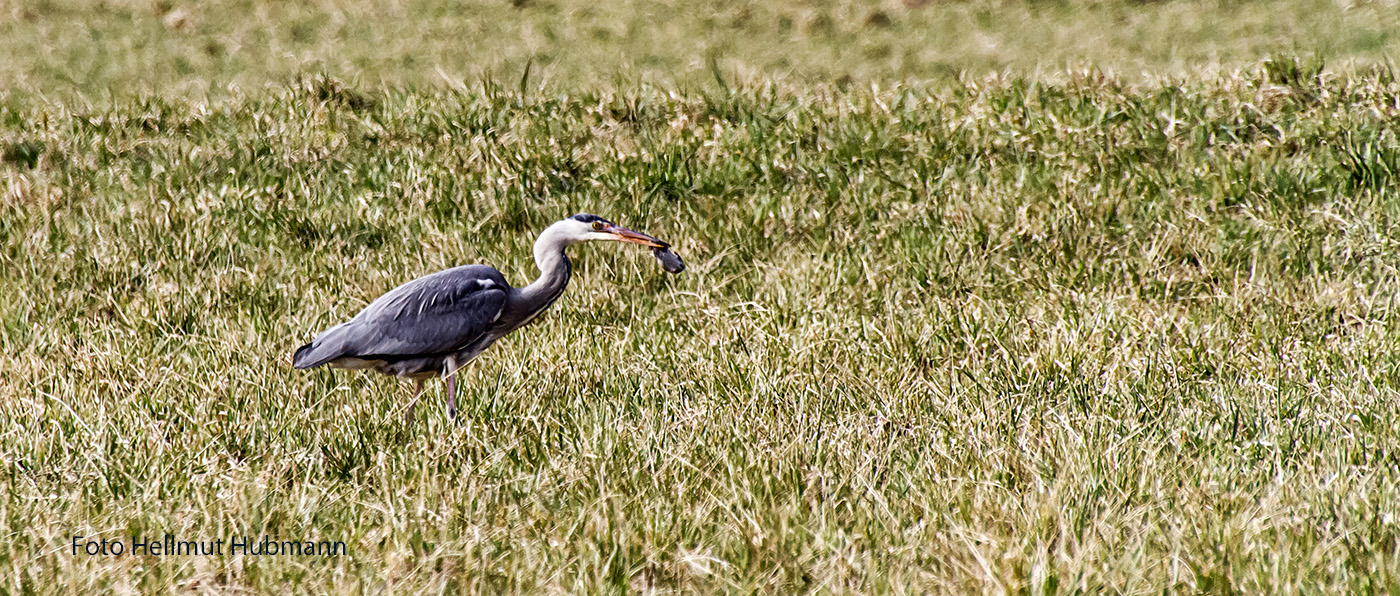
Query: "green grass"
3 0 1400 99
6 0 1400 592
4 64 1400 592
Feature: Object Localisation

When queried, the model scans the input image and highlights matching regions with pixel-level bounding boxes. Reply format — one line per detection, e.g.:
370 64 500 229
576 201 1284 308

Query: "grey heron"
292 213 682 422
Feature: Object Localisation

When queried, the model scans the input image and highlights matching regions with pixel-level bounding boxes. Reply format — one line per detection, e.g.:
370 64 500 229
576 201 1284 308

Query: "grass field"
5 1 1400 594
4 0 1400 97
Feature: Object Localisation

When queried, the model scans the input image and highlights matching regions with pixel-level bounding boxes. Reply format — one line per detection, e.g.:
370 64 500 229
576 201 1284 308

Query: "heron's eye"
592 222 604 231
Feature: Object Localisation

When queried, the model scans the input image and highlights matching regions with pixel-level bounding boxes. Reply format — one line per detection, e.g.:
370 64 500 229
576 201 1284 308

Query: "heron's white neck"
519 221 576 307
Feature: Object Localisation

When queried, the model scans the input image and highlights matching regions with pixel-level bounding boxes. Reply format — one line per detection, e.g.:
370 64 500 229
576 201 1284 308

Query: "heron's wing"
295 266 509 367
349 265 509 357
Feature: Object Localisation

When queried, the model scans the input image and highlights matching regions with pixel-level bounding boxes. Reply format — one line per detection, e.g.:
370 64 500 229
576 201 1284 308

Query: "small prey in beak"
651 247 686 273
584 216 684 274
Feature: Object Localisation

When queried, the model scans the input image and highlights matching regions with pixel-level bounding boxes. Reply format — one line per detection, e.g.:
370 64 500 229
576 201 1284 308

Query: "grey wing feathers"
292 265 508 368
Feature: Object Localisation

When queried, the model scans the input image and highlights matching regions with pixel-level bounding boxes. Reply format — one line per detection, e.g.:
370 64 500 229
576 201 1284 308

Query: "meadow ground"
4 0 1400 97
4 1 1400 594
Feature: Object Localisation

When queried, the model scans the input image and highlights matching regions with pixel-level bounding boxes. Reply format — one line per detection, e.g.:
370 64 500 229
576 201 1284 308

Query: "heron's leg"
403 379 423 424
444 356 459 420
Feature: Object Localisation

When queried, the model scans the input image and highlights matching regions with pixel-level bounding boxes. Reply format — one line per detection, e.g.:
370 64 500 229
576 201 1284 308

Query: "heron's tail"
292 342 322 369
292 322 354 369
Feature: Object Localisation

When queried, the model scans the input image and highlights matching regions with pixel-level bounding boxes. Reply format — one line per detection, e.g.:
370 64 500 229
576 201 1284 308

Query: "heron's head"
563 213 669 248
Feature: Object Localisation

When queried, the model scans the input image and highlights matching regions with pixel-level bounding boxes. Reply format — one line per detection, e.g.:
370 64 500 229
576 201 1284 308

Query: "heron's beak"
603 224 669 248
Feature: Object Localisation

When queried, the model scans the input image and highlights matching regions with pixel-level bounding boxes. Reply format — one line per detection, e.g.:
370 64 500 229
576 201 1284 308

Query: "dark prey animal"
651 247 685 273
292 214 682 422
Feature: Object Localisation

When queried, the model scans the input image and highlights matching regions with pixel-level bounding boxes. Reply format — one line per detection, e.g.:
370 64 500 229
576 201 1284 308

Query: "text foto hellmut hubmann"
72 535 347 557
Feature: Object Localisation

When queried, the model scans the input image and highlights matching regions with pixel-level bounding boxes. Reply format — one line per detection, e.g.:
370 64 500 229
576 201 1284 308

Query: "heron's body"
293 264 515 378
293 214 673 421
